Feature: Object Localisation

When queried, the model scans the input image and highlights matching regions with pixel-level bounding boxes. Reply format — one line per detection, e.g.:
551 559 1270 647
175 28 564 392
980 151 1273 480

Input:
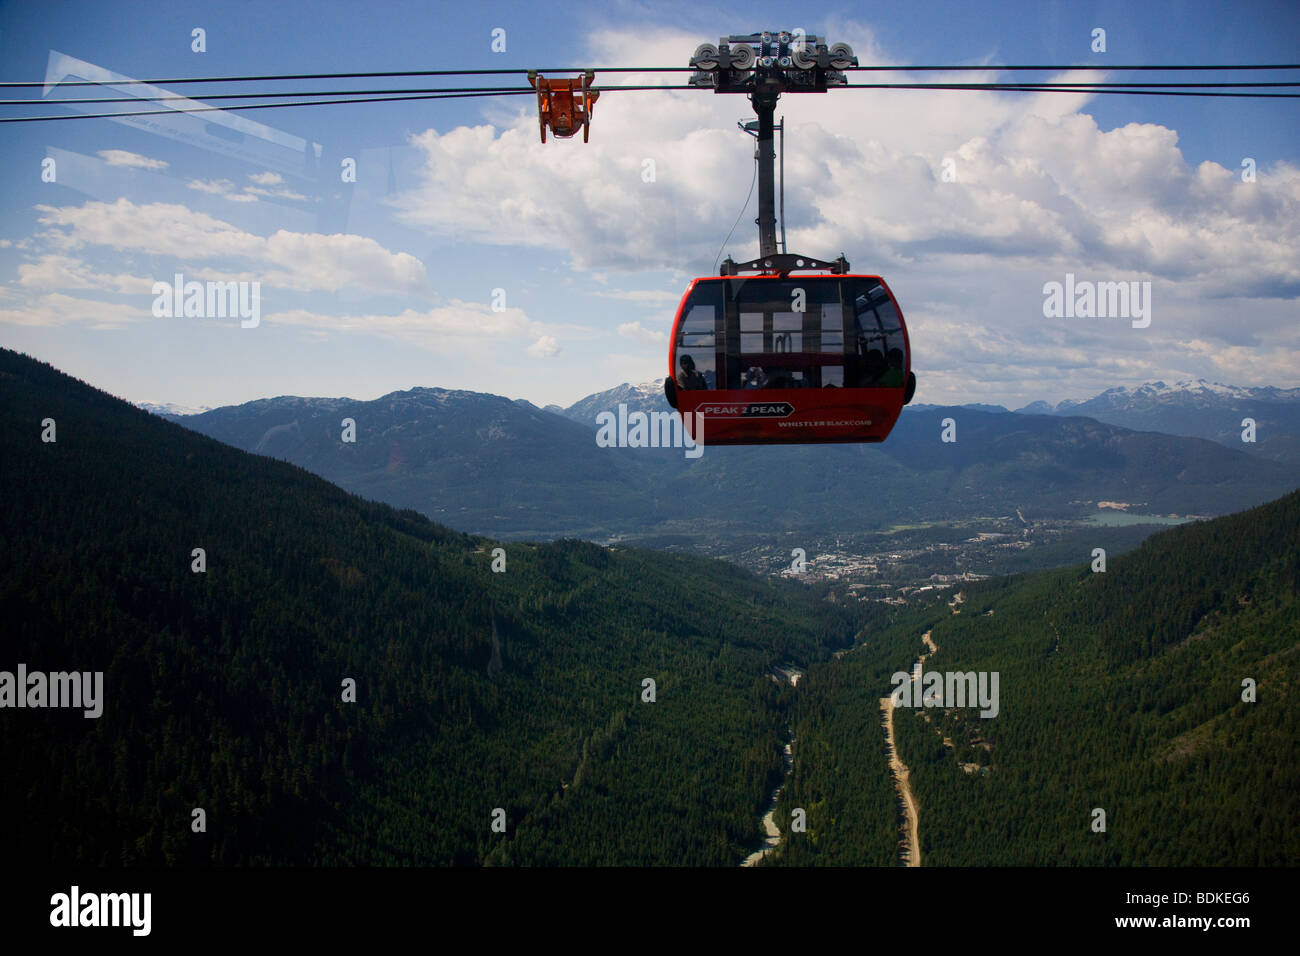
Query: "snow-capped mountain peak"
137 401 212 417
1025 380 1300 415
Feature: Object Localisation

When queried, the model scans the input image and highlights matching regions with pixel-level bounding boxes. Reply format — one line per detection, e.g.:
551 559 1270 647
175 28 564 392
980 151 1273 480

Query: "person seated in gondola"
763 366 796 389
878 348 906 387
848 347 886 386
676 354 708 390
846 334 877 386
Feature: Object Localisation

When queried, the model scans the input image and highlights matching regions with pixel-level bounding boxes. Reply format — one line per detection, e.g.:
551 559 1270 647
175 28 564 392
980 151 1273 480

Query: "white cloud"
262 301 567 359
600 350 668 387
16 254 154 293
269 300 530 337
594 288 681 305
244 184 308 201
527 334 561 358
617 320 666 345
97 149 168 170
186 176 308 203
0 292 148 329
8 25 1295 404
246 300 575 365
187 171 302 201
898 282 1300 407
33 199 429 295
387 27 1300 297
187 178 234 194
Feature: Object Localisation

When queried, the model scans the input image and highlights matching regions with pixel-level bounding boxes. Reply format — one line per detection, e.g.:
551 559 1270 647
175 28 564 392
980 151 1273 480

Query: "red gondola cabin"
665 271 915 445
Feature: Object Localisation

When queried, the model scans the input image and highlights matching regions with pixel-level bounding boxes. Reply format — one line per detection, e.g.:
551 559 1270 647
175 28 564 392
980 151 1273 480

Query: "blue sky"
1 0 1297 410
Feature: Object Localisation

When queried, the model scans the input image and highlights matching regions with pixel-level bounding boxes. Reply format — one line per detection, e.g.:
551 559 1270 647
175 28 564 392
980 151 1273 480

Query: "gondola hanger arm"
527 69 598 143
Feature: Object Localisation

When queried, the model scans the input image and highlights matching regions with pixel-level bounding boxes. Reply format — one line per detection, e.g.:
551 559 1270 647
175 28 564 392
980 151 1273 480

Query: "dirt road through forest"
880 629 938 866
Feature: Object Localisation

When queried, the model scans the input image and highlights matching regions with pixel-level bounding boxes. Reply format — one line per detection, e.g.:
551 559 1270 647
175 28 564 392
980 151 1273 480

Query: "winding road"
880 629 938 867
740 735 794 867
742 666 802 867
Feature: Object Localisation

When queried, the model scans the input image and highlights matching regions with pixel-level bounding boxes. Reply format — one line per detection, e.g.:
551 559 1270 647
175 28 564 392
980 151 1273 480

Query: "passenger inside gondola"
880 348 906 387
847 346 885 386
677 354 709 390
864 348 886 384
764 367 797 389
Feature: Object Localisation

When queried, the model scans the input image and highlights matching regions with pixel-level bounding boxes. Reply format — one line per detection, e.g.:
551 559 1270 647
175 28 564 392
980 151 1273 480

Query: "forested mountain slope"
0 348 857 866
780 489 1299 865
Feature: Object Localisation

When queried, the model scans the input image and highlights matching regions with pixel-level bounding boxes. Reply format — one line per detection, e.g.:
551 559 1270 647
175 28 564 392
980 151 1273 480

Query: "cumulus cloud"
245 184 307 201
0 292 148 329
387 27 1300 294
387 24 1300 397
269 300 528 336
17 254 154 294
902 275 1300 406
527 334 561 358
6 25 1295 402
617 320 666 345
594 288 681 305
261 301 558 357
186 174 307 203
244 171 307 201
33 199 429 295
97 149 168 170
187 178 234 194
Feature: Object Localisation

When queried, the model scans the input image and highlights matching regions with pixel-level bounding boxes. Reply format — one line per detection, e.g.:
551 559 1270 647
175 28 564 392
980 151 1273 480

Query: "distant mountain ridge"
1017 379 1300 414
137 401 211 417
1015 378 1300 463
561 380 667 424
181 384 632 538
908 402 1010 415
173 378 1300 542
1019 379 1294 413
